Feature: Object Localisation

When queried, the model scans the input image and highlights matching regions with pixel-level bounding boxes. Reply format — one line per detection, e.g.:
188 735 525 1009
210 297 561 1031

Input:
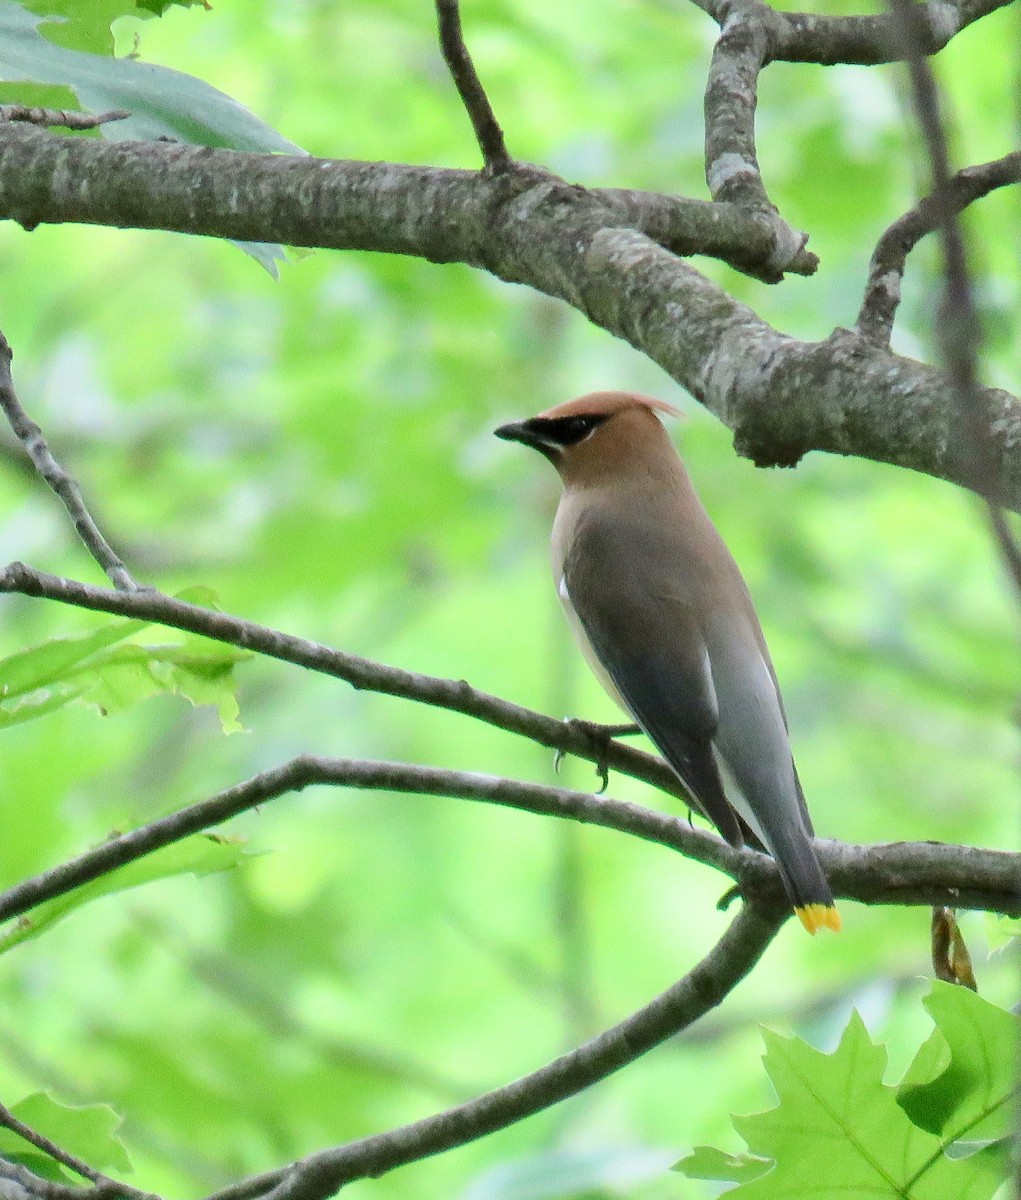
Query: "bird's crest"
538 391 682 422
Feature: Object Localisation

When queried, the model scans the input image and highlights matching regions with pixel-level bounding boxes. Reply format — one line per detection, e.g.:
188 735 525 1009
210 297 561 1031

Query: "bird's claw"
556 717 639 794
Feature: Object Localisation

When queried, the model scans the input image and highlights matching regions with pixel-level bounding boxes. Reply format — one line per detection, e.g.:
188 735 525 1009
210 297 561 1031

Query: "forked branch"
857 151 1021 348
0 334 138 591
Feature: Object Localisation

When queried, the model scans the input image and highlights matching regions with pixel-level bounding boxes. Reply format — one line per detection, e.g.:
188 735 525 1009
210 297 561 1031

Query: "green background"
0 1 1017 1197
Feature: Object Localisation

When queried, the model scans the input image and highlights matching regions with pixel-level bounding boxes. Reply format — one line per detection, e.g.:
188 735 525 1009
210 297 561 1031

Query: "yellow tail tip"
795 904 842 935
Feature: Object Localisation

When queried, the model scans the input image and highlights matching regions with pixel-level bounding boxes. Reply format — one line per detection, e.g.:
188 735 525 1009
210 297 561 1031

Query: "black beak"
494 420 529 442
494 420 544 450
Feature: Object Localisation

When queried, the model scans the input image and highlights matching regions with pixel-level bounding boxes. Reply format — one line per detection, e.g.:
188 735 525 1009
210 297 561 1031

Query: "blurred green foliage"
0 2 1018 1199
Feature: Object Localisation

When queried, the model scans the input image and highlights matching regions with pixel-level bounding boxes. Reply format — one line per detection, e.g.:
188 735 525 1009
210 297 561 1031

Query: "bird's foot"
557 718 642 794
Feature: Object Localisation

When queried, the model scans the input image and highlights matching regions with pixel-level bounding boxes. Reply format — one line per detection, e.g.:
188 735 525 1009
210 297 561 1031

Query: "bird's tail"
767 826 841 934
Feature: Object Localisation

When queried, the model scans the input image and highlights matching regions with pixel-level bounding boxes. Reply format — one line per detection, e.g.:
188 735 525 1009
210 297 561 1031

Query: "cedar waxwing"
495 391 840 934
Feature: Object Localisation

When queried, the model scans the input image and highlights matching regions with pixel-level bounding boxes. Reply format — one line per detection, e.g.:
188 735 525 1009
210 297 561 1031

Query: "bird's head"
494 391 682 484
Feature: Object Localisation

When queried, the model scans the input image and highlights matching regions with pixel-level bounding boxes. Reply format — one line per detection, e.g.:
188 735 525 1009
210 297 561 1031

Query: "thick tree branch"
714 0 1014 64
434 0 511 171
703 0 811 269
0 126 1017 505
0 122 811 279
0 334 138 590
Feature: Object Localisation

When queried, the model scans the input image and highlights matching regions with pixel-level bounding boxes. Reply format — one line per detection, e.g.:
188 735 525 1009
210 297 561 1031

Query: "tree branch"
1 124 1017 505
434 0 512 171
703 0 811 272
0 334 138 591
857 151 1021 348
204 902 786 1200
890 0 1021 596
746 0 1011 64
0 1103 123 1193
0 756 739 929
1 563 1019 920
2 749 1017 935
0 105 129 130
0 561 702 813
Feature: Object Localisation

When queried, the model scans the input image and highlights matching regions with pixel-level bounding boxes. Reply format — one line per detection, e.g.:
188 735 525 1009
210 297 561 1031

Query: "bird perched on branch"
495 391 839 934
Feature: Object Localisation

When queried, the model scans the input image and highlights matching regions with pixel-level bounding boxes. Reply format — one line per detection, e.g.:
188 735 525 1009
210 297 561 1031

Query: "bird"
494 390 840 934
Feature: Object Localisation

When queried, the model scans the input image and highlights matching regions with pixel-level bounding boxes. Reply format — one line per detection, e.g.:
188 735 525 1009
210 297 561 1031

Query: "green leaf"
0 834 247 955
722 1012 1004 1198
0 616 147 700
0 1093 131 1174
984 914 1021 950
134 0 208 15
11 1 138 57
897 981 1020 1143
675 1145 771 1183
0 609 250 732
0 1 301 152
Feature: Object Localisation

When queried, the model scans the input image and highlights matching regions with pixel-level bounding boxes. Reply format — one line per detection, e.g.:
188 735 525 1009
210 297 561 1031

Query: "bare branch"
5 127 1017 503
204 902 786 1200
1 563 1019 917
0 139 1012 485
701 0 1015 64
702 0 811 279
857 151 1021 347
0 105 129 130
434 0 512 172
0 562 702 813
0 121 814 281
2 747 1017 936
0 756 737 928
890 0 1021 598
0 1102 111 1189
0 335 138 591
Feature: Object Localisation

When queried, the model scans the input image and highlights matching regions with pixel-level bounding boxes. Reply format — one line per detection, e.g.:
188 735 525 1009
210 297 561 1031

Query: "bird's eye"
545 415 605 446
564 418 593 439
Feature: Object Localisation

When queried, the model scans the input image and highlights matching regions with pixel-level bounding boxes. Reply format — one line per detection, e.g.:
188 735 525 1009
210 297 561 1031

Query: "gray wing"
563 514 743 847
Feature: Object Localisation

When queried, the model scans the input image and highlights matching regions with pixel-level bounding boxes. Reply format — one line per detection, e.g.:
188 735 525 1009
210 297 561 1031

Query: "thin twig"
0 561 700 813
0 105 129 130
889 0 1021 602
0 1101 130 1193
0 336 138 591
204 902 786 1200
434 0 512 171
857 151 1021 346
